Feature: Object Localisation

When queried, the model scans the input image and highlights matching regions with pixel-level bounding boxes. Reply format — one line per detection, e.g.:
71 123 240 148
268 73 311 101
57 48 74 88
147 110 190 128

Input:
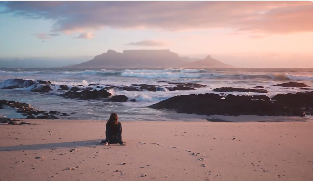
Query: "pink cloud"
3 2 313 34
74 32 94 39
126 40 166 46
34 33 59 39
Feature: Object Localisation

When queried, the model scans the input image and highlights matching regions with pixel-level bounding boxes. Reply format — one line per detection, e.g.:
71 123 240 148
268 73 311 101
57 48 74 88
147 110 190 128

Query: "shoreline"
2 112 313 123
1 119 313 181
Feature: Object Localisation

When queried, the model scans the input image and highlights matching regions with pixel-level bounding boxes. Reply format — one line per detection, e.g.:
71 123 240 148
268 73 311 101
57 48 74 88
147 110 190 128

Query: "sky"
0 1 313 68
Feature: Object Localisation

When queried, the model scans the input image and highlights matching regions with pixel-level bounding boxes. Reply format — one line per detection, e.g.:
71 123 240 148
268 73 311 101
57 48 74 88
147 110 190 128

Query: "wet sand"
0 119 313 181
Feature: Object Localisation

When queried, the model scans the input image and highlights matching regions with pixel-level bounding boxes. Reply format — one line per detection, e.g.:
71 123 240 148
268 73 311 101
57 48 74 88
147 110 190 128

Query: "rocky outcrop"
8 120 18 125
62 89 111 99
149 92 313 117
59 85 69 90
0 78 53 92
37 80 51 84
111 82 206 92
213 87 268 93
70 86 81 91
273 82 308 87
0 79 208 96
31 84 52 92
0 100 68 119
166 82 206 91
0 79 35 89
109 95 128 102
0 117 31 125
0 117 10 123
272 91 313 108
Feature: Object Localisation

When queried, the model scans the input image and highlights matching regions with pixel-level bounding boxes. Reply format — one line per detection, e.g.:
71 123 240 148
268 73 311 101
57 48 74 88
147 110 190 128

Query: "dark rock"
0 117 11 123
254 86 264 88
207 118 232 122
165 82 206 91
117 86 141 91
62 88 111 99
131 84 165 91
49 111 60 114
1 79 35 89
272 91 313 108
273 82 308 87
61 113 69 116
130 99 136 102
300 88 311 90
36 115 47 119
8 120 18 125
114 83 205 92
70 86 81 92
149 92 309 117
19 122 30 125
31 84 52 92
22 80 35 87
2 85 20 89
0 101 4 109
80 90 98 99
213 87 268 93
1 99 61 120
85 87 94 91
88 84 99 86
97 89 112 98
110 95 128 102
59 82 206 94
62 91 81 99
37 115 58 119
37 80 51 84
59 85 69 90
26 115 36 119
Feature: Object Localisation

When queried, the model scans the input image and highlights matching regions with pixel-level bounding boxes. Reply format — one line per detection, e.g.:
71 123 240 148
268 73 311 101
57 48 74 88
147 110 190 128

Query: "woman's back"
102 113 125 145
106 121 122 136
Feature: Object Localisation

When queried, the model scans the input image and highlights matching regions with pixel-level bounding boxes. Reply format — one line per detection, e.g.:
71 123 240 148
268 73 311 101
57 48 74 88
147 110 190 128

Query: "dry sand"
0 119 313 181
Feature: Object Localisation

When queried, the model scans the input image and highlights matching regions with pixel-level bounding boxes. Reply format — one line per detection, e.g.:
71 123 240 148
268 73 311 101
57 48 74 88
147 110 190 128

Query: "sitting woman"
101 113 125 145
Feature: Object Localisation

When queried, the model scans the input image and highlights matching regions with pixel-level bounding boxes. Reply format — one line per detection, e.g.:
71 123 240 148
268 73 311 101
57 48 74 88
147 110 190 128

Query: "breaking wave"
62 69 121 76
121 69 202 78
202 72 313 82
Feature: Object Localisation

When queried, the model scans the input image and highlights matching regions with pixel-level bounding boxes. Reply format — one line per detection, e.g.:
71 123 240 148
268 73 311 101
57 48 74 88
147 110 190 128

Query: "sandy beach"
0 119 313 181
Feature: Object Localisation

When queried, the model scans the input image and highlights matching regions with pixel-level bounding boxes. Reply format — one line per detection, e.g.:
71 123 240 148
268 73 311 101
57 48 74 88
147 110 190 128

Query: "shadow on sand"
0 139 105 152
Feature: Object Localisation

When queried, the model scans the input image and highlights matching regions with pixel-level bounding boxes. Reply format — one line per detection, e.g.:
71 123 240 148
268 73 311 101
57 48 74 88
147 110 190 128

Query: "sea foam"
121 69 201 78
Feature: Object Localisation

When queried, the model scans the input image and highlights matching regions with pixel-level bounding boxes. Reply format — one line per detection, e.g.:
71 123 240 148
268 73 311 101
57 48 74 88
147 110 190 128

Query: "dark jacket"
105 122 123 144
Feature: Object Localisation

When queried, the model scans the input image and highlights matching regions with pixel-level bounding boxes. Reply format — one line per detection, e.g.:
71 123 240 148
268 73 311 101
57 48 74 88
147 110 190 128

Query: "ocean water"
1 68 313 121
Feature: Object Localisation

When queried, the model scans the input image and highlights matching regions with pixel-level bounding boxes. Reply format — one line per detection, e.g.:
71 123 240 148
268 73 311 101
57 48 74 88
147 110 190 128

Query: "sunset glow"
0 1 312 67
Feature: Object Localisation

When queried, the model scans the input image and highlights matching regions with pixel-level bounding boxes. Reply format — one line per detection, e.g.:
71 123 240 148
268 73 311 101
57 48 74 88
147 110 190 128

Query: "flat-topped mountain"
69 49 233 68
70 49 184 68
182 55 233 68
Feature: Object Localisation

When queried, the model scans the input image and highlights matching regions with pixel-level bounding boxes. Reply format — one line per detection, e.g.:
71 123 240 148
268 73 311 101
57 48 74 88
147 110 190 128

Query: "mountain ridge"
69 49 233 68
182 55 233 68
